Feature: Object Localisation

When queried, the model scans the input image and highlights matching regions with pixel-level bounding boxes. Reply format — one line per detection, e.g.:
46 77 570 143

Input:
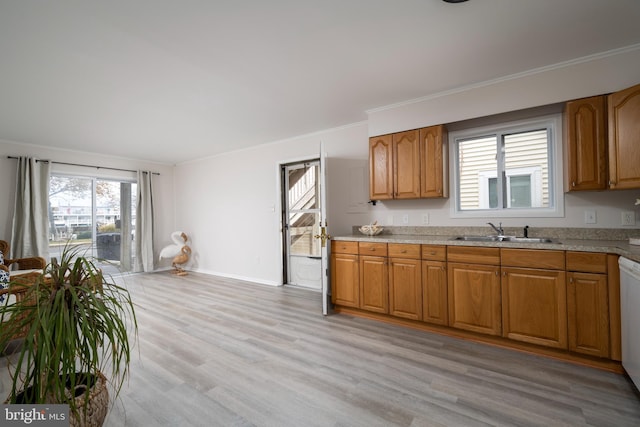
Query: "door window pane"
288 212 320 257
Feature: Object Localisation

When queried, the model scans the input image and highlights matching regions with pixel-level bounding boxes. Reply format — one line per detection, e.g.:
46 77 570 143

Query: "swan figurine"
159 231 191 276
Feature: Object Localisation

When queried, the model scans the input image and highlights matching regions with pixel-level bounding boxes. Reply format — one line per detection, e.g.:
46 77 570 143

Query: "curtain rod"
7 156 160 175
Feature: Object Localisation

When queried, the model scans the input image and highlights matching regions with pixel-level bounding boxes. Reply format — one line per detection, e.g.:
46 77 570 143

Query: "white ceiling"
1 0 640 164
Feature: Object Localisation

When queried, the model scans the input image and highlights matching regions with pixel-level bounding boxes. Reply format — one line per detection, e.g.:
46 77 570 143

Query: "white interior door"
318 144 330 315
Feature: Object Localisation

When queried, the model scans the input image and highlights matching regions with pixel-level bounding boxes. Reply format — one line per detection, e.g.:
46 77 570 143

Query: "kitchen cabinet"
421 245 448 325
368 135 393 200
369 125 448 200
388 244 422 320
330 241 360 308
447 246 501 336
608 82 640 189
419 125 448 198
359 242 389 313
565 95 608 191
501 249 567 349
393 130 421 199
566 251 610 358
368 131 420 200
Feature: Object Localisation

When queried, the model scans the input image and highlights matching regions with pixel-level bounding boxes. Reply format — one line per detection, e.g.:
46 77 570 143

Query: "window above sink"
449 114 564 219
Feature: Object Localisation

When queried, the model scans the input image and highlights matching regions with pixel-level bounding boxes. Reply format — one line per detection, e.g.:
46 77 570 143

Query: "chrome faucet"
487 222 504 236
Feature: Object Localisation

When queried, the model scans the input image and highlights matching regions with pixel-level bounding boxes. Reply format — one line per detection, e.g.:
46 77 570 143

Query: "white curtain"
135 170 155 272
11 157 51 258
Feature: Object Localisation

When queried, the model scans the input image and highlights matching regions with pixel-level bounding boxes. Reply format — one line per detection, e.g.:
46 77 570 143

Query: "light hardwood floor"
3 272 640 426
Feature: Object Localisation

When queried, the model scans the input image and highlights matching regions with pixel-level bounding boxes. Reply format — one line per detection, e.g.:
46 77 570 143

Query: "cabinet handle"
496 271 500 276
401 250 406 253
572 181 576 187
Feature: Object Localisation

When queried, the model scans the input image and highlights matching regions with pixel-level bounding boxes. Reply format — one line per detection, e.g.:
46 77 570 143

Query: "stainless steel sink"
505 237 557 243
452 236 558 244
452 236 502 242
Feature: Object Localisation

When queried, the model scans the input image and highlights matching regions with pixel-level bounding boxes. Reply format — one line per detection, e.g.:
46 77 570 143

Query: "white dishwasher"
619 257 640 389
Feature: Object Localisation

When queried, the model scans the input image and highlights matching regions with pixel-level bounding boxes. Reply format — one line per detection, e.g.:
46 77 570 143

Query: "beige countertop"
333 233 640 263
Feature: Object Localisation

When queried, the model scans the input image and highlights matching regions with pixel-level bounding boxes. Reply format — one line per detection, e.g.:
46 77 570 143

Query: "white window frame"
449 114 564 218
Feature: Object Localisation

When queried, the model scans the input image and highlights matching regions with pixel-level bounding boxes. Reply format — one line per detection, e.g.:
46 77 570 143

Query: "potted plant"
0 243 137 426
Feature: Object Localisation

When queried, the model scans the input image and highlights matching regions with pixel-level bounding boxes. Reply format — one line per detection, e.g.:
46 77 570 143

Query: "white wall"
175 46 640 286
174 123 370 285
0 139 176 263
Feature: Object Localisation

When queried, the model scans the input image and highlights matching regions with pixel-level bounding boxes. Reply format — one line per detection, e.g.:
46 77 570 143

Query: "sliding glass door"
48 175 137 274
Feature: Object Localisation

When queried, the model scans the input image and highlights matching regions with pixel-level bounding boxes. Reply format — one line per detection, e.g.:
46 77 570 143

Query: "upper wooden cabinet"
420 125 448 198
369 125 448 200
565 95 608 191
608 82 640 189
393 130 421 199
369 135 393 200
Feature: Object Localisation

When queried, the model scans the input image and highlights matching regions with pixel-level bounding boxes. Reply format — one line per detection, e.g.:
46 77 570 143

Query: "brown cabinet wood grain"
501 248 567 349
393 130 421 199
608 82 640 189
501 267 567 349
369 135 393 200
448 262 501 336
331 253 360 307
565 95 608 191
330 241 360 307
567 271 610 358
389 257 422 320
360 255 389 313
419 125 448 198
422 260 448 325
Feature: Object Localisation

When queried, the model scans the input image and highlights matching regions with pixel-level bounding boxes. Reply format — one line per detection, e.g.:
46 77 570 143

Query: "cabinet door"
448 263 501 336
330 253 359 307
565 95 607 191
393 130 421 199
360 255 388 313
608 83 640 189
389 257 422 320
567 272 610 358
369 135 393 200
422 260 448 325
419 125 448 198
502 267 567 349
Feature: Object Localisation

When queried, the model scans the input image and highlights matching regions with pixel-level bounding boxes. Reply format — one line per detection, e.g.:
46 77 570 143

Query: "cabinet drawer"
501 248 565 270
331 240 358 255
566 251 607 273
447 246 500 265
359 242 388 256
421 245 446 261
388 243 421 259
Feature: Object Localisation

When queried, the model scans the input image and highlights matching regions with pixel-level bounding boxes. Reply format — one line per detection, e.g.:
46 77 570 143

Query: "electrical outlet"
422 213 429 225
622 211 636 226
402 214 409 225
584 210 597 224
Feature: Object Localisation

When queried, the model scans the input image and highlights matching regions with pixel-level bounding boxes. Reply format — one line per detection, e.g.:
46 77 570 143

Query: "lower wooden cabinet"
448 262 502 336
567 271 610 358
389 257 422 320
360 255 389 313
331 241 621 366
330 253 360 307
422 260 448 325
501 267 567 349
